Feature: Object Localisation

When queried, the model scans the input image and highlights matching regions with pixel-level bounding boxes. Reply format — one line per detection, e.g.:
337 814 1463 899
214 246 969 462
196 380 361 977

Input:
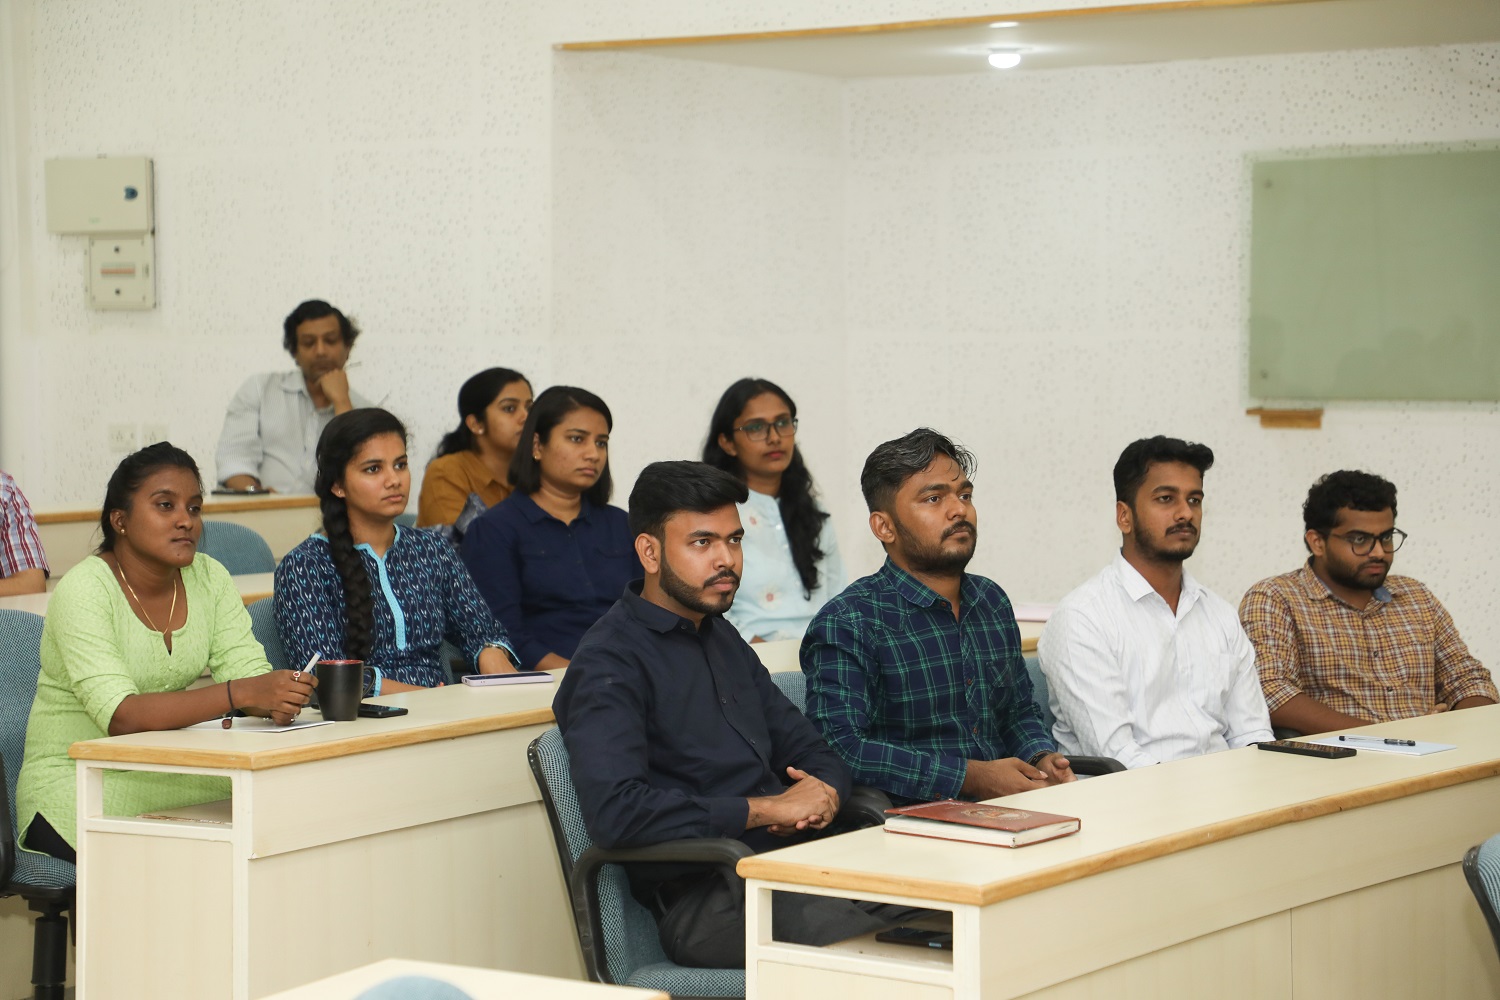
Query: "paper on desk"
1010 603 1056 623
1307 737 1456 756
185 717 334 733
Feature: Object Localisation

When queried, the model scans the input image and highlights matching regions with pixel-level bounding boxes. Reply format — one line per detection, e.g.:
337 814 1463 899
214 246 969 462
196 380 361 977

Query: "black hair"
701 377 829 597
507 386 613 506
629 461 750 540
434 367 531 459
1303 470 1398 547
860 428 975 514
314 408 408 661
98 442 203 553
282 299 360 357
1112 436 1215 505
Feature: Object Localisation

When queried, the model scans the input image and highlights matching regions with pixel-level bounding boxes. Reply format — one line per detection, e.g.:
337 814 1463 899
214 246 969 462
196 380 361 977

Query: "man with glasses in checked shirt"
1239 470 1496 735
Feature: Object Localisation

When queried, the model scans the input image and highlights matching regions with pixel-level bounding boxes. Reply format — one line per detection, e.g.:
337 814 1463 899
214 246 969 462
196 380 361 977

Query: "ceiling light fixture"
988 48 1023 69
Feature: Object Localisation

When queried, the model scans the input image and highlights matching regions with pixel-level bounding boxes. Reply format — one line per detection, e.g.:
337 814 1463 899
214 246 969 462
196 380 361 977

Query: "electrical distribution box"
45 156 157 310
45 157 154 234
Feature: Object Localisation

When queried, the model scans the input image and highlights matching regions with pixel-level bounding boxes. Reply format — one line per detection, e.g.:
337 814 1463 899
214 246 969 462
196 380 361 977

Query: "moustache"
705 570 741 587
943 521 977 540
1168 524 1198 536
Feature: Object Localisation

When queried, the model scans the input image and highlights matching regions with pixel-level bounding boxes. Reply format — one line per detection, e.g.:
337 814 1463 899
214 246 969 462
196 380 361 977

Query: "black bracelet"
226 678 236 713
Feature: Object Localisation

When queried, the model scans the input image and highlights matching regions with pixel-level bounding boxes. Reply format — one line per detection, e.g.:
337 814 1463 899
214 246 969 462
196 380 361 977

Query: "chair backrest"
0 610 45 887
768 669 807 714
1024 654 1058 733
200 520 275 575
394 513 418 529
1464 836 1500 960
247 597 291 671
528 728 672 985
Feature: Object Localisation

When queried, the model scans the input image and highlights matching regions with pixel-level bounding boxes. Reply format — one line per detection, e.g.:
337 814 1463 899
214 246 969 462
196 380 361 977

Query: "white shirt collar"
1112 549 1202 614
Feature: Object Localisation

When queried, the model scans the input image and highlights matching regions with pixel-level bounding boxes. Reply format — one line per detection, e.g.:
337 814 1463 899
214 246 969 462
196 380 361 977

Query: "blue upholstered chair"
527 728 747 999
394 512 418 529
767 670 891 826
356 976 473 999
247 596 291 671
0 610 76 1000
199 520 275 575
1464 835 1500 960
1022 655 1127 776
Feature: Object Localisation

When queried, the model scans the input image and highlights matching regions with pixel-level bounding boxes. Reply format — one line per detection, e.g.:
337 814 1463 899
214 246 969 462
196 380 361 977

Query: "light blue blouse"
725 490 845 643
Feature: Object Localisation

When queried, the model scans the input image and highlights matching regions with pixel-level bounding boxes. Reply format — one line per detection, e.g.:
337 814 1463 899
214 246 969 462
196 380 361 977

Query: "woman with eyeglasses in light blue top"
701 378 845 643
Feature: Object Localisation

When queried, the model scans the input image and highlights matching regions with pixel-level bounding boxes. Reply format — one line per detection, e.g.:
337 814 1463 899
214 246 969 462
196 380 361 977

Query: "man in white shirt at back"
1038 436 1270 768
215 299 373 494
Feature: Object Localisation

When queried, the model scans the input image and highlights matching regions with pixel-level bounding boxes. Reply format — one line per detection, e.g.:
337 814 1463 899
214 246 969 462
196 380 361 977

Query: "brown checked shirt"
1238 562 1497 722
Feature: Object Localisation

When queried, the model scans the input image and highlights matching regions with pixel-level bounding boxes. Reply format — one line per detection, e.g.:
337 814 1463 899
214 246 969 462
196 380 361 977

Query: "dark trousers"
22 814 76 865
655 871 930 968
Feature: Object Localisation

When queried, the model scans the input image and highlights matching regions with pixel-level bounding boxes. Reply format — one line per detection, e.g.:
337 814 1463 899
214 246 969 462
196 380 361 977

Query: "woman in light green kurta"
16 443 316 859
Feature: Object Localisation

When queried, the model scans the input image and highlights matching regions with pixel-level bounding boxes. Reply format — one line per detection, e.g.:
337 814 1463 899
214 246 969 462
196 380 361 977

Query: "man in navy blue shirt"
555 461 918 968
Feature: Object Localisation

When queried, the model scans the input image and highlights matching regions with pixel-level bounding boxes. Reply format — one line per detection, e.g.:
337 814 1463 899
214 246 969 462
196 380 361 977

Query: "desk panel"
742 707 1500 1000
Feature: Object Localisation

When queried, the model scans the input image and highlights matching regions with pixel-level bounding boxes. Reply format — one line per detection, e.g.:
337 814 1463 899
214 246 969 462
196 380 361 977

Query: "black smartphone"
1256 739 1354 759
357 703 408 719
875 927 953 950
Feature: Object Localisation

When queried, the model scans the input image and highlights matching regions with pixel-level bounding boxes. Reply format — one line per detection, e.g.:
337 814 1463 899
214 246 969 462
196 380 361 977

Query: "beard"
1325 555 1390 591
893 516 977 574
1134 522 1199 564
659 550 740 617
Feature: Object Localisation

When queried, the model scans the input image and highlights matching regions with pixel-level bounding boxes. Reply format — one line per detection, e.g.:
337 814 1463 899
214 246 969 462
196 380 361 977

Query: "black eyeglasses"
1325 528 1407 556
732 417 798 442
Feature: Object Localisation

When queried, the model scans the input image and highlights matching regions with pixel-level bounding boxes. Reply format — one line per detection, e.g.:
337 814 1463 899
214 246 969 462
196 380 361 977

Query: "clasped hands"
747 766 841 837
962 752 1075 799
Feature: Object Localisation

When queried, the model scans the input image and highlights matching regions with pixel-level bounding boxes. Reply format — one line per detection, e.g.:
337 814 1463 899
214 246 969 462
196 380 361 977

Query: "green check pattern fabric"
801 559 1053 802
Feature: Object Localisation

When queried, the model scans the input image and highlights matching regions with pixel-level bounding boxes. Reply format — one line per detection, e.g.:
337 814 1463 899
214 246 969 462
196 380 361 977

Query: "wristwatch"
1028 749 1055 767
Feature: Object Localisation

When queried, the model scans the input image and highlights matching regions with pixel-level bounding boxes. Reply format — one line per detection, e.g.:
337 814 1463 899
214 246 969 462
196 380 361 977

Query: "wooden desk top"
70 679 559 771
34 493 319 525
739 706 1500 906
263 958 666 999
0 572 275 614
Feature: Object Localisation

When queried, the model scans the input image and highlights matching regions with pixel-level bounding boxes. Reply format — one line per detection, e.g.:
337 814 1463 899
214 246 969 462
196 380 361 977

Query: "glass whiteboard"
1248 147 1500 402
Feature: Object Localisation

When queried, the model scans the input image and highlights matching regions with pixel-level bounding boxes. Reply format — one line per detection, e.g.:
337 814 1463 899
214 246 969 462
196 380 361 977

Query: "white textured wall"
552 42 1500 671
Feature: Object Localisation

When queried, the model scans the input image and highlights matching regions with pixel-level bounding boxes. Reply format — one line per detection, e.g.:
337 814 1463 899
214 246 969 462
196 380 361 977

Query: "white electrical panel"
88 235 155 310
45 157 154 234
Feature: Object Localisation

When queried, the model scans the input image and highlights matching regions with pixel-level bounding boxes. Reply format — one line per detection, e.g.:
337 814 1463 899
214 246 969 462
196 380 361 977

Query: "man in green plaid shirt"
801 428 1074 803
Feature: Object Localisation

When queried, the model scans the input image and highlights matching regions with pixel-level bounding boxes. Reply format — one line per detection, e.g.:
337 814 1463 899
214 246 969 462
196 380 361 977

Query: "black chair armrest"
1069 755 1126 775
841 785 894 828
1272 727 1303 741
567 837 753 984
0 750 14 891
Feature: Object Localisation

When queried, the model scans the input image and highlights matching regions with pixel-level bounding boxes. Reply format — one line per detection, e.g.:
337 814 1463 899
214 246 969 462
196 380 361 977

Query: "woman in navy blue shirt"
461 386 641 671
276 408 517 690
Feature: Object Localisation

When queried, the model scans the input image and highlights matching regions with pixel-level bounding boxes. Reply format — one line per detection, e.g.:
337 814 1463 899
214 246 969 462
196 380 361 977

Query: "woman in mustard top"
15 443 315 863
416 367 533 539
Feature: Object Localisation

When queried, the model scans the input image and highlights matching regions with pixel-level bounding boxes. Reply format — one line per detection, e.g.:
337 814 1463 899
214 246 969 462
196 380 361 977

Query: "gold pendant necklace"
116 562 179 635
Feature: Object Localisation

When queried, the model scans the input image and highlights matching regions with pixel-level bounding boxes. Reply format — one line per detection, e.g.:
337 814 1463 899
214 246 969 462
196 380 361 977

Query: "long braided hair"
314 408 407 660
701 378 828 598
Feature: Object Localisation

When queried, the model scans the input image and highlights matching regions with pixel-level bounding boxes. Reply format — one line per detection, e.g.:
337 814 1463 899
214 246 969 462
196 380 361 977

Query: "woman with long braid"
16 443 315 863
275 408 517 690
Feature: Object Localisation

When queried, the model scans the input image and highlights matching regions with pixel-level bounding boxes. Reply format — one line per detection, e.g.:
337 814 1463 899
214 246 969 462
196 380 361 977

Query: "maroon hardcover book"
883 800 1081 848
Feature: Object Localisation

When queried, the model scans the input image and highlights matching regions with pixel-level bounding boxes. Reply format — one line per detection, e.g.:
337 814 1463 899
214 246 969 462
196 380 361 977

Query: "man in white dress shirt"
214 299 373 493
1038 436 1270 768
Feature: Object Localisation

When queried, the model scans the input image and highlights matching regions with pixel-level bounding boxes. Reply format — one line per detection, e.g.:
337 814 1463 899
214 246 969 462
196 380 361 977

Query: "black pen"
1337 735 1417 746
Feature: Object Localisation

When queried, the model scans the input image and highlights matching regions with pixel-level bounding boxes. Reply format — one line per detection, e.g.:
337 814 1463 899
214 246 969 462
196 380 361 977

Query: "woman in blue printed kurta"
275 408 517 690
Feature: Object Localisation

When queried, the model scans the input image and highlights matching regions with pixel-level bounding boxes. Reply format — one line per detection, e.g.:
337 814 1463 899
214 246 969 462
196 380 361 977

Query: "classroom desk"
69 681 581 1000
0 571 275 614
739 707 1500 1000
34 494 320 577
263 958 665 999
